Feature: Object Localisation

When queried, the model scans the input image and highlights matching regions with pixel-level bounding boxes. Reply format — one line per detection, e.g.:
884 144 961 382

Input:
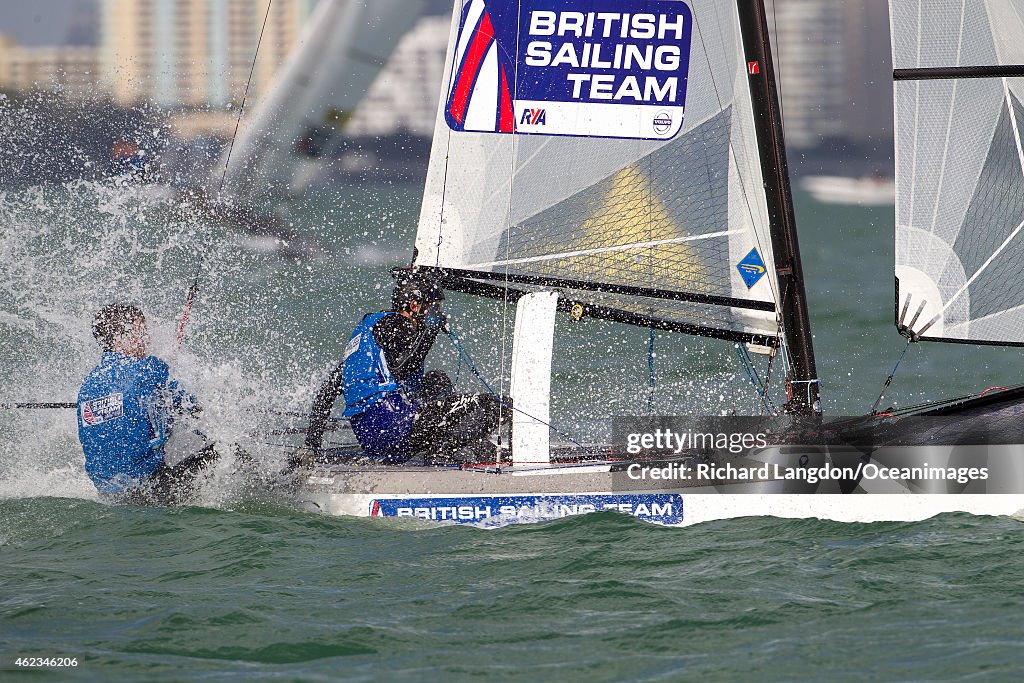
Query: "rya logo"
520 108 547 125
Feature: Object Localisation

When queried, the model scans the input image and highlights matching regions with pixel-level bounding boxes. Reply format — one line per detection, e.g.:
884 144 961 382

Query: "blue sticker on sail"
445 0 692 139
737 248 767 288
369 493 683 525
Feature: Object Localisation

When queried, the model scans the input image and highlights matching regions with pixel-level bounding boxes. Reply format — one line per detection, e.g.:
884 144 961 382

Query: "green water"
4 175 1024 680
3 499 1024 681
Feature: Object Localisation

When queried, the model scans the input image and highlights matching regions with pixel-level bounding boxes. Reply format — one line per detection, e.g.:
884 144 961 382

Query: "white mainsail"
414 0 782 344
890 0 1024 344
222 0 426 200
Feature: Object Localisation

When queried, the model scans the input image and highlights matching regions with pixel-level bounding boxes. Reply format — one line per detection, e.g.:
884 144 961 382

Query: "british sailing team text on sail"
525 10 687 103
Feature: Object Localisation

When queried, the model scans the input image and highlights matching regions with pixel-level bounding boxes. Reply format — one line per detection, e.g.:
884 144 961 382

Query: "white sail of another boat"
414 0 784 345
222 0 426 200
891 0 1024 345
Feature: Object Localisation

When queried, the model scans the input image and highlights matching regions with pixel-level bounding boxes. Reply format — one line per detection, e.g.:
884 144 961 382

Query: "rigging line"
694 5 782 311
735 344 769 412
433 4 464 269
736 342 776 414
177 0 274 350
761 279 789 414
646 146 656 416
761 344 779 415
433 127 455 269
217 0 273 197
870 339 913 415
447 328 584 447
769 0 786 125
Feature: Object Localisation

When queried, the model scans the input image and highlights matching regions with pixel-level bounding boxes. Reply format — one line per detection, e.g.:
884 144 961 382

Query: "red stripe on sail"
498 65 515 132
449 13 495 125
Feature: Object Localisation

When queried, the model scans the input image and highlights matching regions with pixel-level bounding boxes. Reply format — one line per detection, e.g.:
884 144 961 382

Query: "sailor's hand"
285 445 317 473
426 313 449 333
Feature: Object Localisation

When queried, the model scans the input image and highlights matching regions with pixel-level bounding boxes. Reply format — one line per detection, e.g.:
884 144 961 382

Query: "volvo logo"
653 112 673 135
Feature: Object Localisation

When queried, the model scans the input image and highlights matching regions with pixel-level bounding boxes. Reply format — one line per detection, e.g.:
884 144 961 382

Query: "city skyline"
1 0 897 151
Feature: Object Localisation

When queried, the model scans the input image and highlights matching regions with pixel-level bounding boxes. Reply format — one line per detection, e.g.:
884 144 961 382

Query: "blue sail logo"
737 248 767 288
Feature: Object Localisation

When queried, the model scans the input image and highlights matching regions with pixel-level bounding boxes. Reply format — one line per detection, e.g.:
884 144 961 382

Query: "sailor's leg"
409 393 502 461
420 369 455 399
148 444 220 505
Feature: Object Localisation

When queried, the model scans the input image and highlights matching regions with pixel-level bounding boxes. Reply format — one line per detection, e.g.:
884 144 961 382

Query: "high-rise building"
840 0 894 146
769 0 848 149
99 0 313 109
0 35 100 99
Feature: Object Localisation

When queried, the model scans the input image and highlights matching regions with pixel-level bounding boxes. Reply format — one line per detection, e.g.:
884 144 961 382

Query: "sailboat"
293 0 1024 526
222 0 427 202
800 175 895 206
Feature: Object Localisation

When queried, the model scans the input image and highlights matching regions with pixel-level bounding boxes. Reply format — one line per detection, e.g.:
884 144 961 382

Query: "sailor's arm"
305 360 345 449
374 315 441 381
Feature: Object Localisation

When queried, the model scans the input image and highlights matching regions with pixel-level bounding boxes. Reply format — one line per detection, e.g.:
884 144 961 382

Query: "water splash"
0 175 325 503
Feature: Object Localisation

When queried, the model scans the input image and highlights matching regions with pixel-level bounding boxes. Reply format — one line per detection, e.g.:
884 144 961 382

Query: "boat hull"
298 489 1024 527
294 445 1024 527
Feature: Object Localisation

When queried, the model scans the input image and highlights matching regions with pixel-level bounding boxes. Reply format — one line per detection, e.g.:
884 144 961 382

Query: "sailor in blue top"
299 271 500 465
78 304 216 503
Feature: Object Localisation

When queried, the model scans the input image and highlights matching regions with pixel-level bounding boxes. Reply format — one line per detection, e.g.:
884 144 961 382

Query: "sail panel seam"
465 230 743 269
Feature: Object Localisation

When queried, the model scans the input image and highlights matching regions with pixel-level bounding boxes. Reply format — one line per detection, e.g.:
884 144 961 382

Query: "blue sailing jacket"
77 352 181 494
341 312 425 455
341 312 403 418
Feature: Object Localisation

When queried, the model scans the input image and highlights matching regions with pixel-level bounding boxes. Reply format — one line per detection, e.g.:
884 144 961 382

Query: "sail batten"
423 265 777 312
435 269 781 346
416 0 781 339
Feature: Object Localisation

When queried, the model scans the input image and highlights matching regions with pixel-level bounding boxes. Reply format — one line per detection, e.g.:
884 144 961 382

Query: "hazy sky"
0 0 454 47
0 0 94 46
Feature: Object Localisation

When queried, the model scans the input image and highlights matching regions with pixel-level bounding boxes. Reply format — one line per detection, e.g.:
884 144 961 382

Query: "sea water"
3 141 1024 678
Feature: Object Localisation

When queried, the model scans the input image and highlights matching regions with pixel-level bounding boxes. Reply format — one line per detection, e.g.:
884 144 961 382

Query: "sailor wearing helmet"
300 270 500 464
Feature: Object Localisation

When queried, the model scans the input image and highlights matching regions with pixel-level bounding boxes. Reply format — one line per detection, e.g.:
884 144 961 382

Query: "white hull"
295 445 1024 527
298 489 1024 528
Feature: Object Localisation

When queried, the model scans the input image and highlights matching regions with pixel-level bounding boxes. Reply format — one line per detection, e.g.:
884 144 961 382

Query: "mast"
737 0 821 415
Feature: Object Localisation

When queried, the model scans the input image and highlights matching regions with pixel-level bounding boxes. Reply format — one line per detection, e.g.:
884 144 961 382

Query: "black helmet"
392 270 444 313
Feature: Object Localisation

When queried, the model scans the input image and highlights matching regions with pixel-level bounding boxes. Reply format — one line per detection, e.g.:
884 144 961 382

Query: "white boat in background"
800 175 896 206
